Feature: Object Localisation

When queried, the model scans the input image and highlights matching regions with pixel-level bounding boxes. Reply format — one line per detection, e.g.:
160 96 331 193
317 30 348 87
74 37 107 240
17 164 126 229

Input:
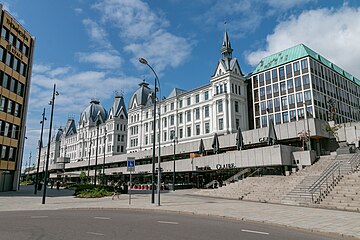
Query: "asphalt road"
0 209 342 240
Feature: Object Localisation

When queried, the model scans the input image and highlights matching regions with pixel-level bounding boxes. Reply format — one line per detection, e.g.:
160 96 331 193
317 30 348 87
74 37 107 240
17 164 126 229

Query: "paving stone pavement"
0 185 359 239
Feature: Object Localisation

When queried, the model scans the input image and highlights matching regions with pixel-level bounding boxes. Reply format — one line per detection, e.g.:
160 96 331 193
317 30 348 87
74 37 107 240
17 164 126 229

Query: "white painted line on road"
86 232 105 236
30 216 48 219
93 217 111 220
241 229 269 235
157 221 179 225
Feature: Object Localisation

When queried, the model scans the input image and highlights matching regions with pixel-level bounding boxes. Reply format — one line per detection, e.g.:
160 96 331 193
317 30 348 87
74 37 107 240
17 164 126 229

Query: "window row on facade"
0 96 22 118
0 144 16 161
0 46 27 76
0 120 19 139
1 26 29 57
254 74 310 102
253 59 309 88
255 106 313 128
0 70 25 97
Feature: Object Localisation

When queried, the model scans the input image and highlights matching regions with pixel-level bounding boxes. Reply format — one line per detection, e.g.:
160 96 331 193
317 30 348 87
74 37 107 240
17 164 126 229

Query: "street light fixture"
172 135 178 191
34 108 46 195
139 57 161 205
94 119 101 186
42 84 59 204
102 127 107 186
87 138 92 182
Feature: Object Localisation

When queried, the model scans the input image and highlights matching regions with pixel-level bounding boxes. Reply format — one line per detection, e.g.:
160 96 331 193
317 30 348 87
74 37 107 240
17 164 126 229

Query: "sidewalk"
0 185 359 239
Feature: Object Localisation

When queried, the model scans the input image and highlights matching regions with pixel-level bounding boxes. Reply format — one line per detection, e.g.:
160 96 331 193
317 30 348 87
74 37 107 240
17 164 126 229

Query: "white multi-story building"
127 31 248 153
36 95 128 169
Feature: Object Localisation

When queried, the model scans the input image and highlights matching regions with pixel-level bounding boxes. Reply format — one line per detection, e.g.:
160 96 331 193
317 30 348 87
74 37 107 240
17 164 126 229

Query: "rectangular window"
170 102 174 110
5 52 11 66
14 103 21 118
273 83 279 94
205 122 210 134
10 78 16 92
195 94 200 103
275 113 281 124
179 128 183 138
302 74 310 85
282 112 289 123
287 79 293 91
286 64 292 78
187 126 191 137
217 100 223 113
219 118 224 130
272 69 278 81
195 108 200 120
1 146 7 159
259 73 264 86
204 91 209 100
280 81 286 94
265 71 271 84
3 74 9 89
290 110 296 122
204 105 209 118
235 101 239 112
279 67 285 80
170 115 174 125
179 100 183 108
301 59 308 72
1 26 8 40
293 61 300 74
178 113 183 124
186 111 191 122
187 97 191 106
196 124 200 135
296 92 303 103
8 147 15 161
0 97 6 112
7 100 13 114
281 97 288 109
236 118 240 130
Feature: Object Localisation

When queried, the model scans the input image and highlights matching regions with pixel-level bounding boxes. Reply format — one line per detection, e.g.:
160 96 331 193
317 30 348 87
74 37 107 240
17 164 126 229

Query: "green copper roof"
253 44 360 86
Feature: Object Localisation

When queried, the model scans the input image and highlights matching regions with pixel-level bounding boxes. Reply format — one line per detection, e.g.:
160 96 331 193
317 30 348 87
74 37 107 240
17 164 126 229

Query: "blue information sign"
127 157 135 172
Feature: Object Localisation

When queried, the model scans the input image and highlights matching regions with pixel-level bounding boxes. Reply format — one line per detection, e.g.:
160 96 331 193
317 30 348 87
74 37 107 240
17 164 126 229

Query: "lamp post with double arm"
139 57 161 205
42 83 59 204
34 108 46 195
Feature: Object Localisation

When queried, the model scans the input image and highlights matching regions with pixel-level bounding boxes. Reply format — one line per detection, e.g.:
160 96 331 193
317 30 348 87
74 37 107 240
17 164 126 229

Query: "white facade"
127 31 248 153
36 96 128 168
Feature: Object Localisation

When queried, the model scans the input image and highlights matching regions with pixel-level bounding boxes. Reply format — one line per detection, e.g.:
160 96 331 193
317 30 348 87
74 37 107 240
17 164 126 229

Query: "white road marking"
30 216 48 218
93 217 111 220
241 229 269 235
86 232 105 236
157 221 179 225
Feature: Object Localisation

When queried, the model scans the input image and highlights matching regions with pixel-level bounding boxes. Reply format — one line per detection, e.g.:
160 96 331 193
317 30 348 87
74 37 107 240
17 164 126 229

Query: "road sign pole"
129 170 132 205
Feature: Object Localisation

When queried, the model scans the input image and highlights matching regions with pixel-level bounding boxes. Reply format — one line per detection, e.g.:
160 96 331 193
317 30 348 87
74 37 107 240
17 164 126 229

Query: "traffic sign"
127 157 135 172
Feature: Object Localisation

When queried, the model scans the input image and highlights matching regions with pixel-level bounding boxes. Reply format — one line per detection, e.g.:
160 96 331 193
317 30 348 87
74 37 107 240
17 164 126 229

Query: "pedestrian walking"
56 180 60 190
112 181 121 200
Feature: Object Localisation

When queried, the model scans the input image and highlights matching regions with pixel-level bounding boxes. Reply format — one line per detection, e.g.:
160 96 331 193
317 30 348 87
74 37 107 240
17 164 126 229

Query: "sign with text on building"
127 157 135 172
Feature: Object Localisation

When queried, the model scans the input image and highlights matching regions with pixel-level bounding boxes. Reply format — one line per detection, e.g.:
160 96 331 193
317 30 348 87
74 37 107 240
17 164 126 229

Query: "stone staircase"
194 154 337 202
319 168 360 212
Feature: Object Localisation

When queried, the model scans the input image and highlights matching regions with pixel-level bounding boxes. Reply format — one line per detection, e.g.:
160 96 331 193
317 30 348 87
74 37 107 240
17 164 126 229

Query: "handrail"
247 168 261 178
204 180 218 189
348 152 360 172
308 161 342 203
224 168 250 184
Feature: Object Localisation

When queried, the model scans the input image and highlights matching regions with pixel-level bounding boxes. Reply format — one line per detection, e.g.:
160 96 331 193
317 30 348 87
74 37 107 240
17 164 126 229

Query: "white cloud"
76 52 122 69
246 6 360 78
82 18 112 50
92 0 192 72
74 8 83 14
266 0 316 10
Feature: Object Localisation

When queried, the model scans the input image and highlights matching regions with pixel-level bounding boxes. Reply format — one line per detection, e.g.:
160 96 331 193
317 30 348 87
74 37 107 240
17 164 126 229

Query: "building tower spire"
221 24 233 60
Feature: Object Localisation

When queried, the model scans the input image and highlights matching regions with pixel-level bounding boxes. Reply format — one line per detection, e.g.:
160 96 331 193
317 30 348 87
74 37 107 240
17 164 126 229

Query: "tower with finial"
221 22 233 60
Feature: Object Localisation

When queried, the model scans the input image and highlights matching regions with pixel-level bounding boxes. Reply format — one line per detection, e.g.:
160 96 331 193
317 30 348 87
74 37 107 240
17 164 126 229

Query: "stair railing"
308 161 342 203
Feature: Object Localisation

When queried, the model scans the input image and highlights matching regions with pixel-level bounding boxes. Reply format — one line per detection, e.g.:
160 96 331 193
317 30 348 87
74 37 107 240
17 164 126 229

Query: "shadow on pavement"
0 185 75 197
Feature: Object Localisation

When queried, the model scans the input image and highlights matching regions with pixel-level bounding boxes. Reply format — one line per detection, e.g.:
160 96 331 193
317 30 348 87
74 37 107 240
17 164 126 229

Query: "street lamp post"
139 57 161 205
172 136 177 191
34 108 46 195
42 84 59 204
102 128 107 186
87 138 92 183
94 120 100 186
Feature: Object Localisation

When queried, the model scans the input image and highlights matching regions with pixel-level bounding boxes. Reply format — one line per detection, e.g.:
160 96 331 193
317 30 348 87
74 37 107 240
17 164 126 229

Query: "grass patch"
74 184 113 198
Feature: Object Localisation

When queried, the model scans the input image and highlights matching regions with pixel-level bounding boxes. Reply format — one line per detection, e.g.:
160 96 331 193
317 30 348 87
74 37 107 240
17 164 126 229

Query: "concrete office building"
0 5 35 191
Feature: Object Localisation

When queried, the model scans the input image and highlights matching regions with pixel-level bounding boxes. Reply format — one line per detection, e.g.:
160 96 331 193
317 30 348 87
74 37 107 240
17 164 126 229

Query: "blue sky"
3 0 360 169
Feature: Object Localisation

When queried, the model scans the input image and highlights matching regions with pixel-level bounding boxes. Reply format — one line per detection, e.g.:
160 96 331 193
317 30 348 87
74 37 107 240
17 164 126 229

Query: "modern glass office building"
250 44 360 130
0 5 35 191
